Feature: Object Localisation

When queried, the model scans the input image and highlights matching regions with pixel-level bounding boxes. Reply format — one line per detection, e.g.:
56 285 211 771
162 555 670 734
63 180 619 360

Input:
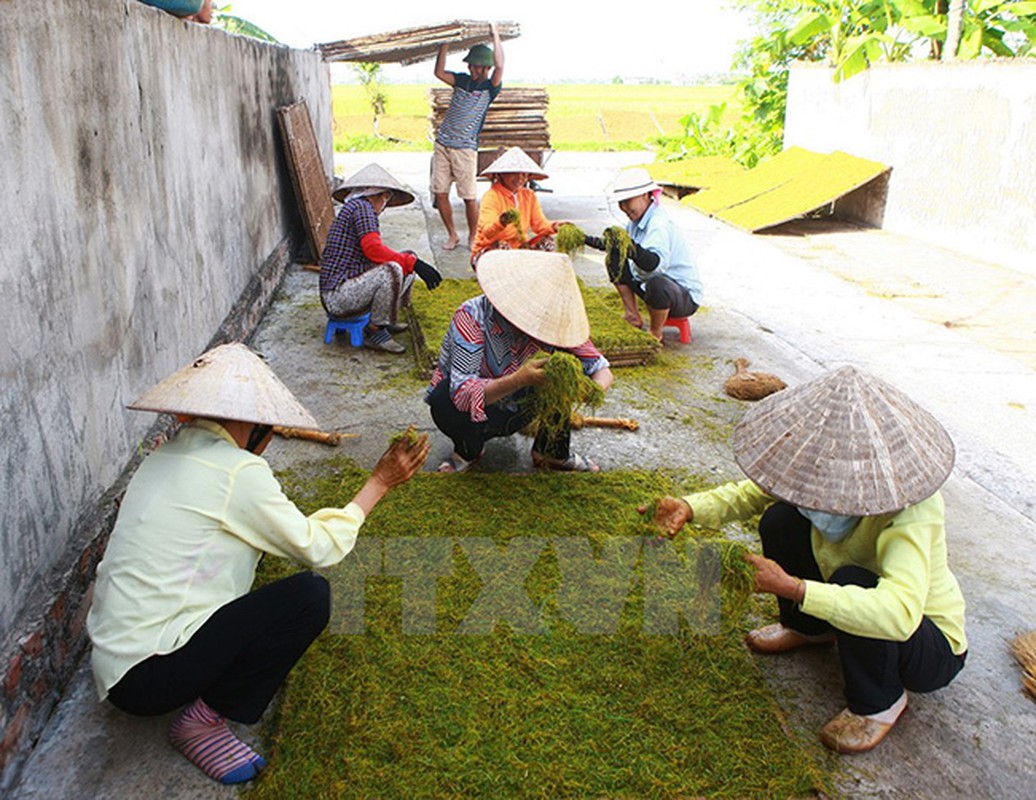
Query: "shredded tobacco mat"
251 465 829 799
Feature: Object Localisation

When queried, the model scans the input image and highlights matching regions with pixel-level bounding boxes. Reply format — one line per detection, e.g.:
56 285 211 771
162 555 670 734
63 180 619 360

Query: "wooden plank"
277 101 334 262
318 20 520 66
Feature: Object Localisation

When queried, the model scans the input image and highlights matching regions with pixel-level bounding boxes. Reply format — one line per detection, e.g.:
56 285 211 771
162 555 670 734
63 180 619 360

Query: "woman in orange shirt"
470 147 564 267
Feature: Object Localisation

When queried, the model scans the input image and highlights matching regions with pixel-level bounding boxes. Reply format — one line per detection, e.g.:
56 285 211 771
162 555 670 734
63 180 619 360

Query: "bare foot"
442 235 460 251
623 311 644 329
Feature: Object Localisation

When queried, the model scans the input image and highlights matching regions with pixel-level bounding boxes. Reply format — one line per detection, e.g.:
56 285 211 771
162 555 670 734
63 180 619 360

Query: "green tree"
352 63 389 138
211 4 279 42
724 0 1035 163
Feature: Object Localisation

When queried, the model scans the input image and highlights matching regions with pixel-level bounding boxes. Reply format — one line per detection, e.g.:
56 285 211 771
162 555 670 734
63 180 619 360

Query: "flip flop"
436 451 480 473
531 450 600 473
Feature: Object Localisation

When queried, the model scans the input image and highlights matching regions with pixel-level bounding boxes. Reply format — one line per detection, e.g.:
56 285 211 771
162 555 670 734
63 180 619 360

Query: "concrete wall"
0 0 331 780
784 61 1036 275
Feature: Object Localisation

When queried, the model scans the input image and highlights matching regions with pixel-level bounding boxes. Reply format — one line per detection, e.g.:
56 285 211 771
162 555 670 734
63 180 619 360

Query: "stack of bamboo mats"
431 87 551 155
317 20 520 65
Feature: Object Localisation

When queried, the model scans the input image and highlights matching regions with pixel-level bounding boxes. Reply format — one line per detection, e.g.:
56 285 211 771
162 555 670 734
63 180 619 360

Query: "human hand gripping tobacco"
520 352 604 447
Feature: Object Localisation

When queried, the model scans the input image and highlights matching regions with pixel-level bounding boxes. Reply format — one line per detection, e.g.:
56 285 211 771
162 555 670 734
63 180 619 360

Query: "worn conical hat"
476 250 590 348
731 366 954 515
128 343 320 430
331 163 415 206
479 146 549 181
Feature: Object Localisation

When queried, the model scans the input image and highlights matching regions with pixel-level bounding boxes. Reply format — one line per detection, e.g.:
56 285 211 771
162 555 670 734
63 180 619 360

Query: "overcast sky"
225 1 756 82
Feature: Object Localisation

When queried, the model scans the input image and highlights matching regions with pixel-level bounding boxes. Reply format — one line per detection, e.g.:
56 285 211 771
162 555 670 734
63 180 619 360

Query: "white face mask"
797 507 860 543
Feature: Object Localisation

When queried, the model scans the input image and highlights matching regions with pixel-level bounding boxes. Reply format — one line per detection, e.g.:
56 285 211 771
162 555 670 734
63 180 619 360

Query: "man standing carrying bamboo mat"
431 23 504 251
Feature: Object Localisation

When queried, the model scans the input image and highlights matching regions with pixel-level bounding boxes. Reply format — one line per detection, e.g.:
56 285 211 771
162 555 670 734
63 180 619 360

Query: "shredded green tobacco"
603 225 635 283
520 351 605 446
251 466 829 799
500 208 524 242
555 223 587 256
387 426 421 448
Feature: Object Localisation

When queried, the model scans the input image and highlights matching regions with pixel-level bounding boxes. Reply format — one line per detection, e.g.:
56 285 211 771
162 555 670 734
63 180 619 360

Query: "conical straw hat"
128 342 320 430
731 366 954 515
479 146 549 181
476 250 590 348
331 163 415 206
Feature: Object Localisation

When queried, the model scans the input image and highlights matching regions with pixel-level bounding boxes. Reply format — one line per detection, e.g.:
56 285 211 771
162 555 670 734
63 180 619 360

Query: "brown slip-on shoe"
819 706 904 754
745 623 835 654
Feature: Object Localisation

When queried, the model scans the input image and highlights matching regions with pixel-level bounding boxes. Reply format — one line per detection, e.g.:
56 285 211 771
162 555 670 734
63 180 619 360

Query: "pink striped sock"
169 698 265 784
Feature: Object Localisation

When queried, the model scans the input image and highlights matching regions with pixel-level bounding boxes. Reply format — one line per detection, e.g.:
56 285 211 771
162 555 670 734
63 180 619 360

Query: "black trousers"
759 502 966 715
427 379 570 463
617 264 699 317
107 572 330 724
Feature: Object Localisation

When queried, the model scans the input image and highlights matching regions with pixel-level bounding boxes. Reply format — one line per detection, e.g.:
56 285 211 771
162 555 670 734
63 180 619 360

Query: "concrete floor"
12 152 1036 798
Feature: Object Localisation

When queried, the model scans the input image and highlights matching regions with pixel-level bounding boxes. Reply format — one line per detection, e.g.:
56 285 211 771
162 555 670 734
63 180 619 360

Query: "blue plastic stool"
324 313 370 347
663 315 693 344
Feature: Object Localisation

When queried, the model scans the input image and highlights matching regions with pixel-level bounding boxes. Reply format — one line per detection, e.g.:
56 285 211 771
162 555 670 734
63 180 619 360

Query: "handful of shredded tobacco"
555 223 587 256
603 226 635 283
521 351 604 446
388 426 421 448
500 208 524 242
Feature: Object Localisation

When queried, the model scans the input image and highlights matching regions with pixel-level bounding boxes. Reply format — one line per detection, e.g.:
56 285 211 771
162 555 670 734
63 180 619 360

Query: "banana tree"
211 4 279 42
781 0 1036 79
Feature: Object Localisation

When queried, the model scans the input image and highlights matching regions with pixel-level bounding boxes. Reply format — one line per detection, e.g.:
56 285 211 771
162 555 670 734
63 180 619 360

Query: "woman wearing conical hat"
87 343 428 784
470 147 567 268
427 250 613 473
321 163 443 354
645 367 966 754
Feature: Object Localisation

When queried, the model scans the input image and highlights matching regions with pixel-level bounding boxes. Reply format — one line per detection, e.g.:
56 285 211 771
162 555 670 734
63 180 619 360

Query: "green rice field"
332 83 740 152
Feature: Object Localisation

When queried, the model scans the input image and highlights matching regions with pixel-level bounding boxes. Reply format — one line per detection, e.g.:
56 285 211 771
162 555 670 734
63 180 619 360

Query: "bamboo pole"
273 427 359 446
571 414 640 432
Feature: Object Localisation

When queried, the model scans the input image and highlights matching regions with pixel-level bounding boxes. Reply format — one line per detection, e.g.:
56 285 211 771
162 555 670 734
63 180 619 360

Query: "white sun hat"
609 167 659 202
476 250 590 348
128 342 320 430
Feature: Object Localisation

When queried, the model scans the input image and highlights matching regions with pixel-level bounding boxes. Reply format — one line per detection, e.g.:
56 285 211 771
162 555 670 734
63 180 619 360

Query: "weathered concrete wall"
784 61 1036 275
0 0 331 780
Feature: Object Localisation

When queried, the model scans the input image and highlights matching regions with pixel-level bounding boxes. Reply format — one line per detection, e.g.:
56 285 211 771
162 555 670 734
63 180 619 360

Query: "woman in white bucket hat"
87 343 428 784
585 167 703 343
644 366 966 754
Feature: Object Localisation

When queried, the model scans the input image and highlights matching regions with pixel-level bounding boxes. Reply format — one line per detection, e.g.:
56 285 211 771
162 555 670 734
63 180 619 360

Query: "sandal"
436 451 480 473
531 450 600 473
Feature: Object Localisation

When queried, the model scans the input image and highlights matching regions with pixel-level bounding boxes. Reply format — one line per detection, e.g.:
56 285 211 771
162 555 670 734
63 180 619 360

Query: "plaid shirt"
319 198 380 294
427 295 609 423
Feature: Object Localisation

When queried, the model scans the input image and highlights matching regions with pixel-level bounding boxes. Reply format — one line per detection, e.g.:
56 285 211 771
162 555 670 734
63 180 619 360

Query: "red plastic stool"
324 312 371 347
664 315 692 344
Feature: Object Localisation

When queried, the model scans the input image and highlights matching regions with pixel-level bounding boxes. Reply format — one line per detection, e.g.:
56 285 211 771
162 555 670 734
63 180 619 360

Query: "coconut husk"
724 358 786 401
1010 631 1036 700
732 365 955 515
